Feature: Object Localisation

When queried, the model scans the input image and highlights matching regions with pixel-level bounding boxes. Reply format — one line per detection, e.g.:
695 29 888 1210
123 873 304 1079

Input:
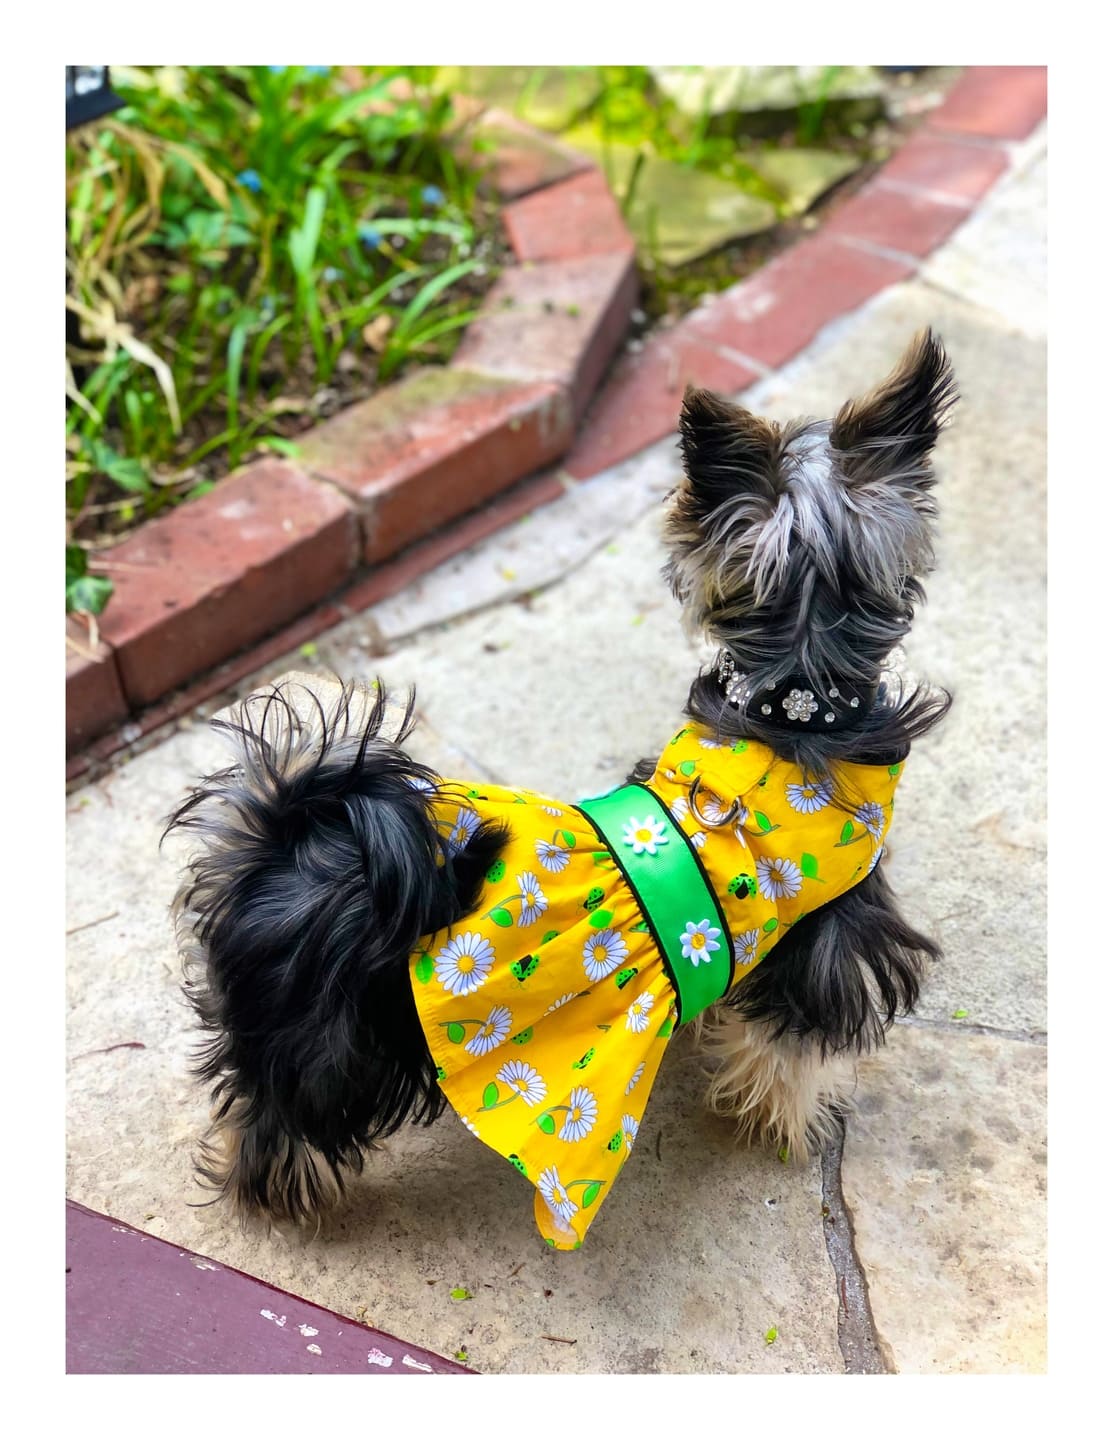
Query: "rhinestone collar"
715 651 877 731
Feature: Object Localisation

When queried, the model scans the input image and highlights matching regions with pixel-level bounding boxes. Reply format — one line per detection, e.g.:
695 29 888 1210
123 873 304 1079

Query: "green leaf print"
755 811 772 832
490 907 515 928
559 830 577 849
762 917 779 933
481 1082 500 1109
839 820 855 844
800 853 819 880
446 1021 466 1044
679 760 696 777
538 1113 557 1135
486 859 506 884
581 1183 602 1208
588 909 614 930
414 952 434 984
888 763 902 777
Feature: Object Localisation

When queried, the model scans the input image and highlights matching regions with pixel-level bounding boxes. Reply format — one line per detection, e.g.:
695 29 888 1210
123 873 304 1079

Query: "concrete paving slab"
920 134 1047 338
841 1024 1046 1373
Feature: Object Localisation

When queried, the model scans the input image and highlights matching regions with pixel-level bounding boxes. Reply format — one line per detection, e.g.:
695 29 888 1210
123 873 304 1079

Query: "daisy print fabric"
410 780 676 1251
409 733 902 1252
651 724 903 983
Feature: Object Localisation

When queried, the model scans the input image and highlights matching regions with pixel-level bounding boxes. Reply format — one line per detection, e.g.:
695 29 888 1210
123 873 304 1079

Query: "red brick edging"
67 107 635 756
67 66 1045 776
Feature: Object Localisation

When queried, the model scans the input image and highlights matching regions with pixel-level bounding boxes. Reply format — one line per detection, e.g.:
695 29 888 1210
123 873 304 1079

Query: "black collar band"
715 651 877 733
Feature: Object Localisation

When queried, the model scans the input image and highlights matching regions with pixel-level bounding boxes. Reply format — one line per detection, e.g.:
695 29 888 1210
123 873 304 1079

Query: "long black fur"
165 682 507 1222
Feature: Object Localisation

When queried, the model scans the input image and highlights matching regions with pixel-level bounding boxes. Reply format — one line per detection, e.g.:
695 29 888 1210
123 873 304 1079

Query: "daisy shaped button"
622 815 670 855
680 919 721 966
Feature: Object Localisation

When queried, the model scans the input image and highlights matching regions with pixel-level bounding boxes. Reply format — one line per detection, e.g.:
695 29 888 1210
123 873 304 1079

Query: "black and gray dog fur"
166 328 956 1227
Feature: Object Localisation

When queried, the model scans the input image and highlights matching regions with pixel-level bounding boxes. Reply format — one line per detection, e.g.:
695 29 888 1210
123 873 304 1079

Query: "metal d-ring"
687 776 742 830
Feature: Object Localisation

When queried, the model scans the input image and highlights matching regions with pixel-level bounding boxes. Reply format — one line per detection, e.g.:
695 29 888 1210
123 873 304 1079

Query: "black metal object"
66 66 124 131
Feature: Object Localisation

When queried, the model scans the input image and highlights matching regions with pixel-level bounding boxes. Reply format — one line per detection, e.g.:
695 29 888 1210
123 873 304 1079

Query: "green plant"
66 64 497 610
796 65 844 144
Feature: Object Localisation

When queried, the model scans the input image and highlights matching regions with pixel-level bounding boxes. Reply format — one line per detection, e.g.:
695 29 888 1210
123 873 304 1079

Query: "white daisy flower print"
515 872 548 927
734 928 761 967
545 991 578 1014
785 778 833 814
406 775 436 795
691 830 707 849
459 1115 481 1137
867 844 884 874
535 838 570 874
625 1062 646 1095
621 1114 639 1152
559 1086 598 1142
496 1059 547 1107
856 802 885 840
626 991 655 1033
670 796 690 824
465 1005 513 1057
756 856 804 901
538 1166 578 1222
435 932 495 996
582 928 628 982
444 806 480 855
541 804 564 817
698 736 726 749
680 919 722 965
622 815 670 856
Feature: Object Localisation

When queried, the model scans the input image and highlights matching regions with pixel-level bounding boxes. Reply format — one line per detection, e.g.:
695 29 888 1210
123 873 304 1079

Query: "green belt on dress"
574 782 735 1024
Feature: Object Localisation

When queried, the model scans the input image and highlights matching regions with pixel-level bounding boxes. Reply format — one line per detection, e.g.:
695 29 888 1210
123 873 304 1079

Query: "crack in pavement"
819 1117 891 1374
893 1014 1046 1045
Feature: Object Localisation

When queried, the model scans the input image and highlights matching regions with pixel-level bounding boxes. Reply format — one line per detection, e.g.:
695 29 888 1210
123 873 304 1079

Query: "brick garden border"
66 66 1046 779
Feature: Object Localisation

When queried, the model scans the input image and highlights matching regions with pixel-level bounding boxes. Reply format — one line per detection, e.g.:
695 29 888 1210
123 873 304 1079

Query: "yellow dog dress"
409 721 902 1250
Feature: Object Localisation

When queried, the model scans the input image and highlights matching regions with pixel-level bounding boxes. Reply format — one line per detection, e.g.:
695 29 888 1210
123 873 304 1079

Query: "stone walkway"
65 126 1046 1374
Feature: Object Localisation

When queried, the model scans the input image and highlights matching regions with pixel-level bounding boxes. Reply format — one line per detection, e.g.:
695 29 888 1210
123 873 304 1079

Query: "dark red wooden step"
66 1200 472 1375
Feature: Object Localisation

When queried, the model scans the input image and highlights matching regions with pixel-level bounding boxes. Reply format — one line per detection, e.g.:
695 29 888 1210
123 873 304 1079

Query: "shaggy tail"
164 680 506 1224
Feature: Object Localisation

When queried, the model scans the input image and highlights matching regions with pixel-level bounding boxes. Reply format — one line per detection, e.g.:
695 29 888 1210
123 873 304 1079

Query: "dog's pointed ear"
829 329 957 489
677 386 781 516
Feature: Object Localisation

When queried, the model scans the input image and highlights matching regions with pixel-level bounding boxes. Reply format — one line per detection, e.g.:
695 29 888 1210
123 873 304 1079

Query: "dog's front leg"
691 1005 856 1159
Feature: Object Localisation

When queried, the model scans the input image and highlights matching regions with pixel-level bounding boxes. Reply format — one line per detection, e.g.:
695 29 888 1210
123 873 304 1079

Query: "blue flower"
421 184 445 207
237 169 262 193
358 222 383 248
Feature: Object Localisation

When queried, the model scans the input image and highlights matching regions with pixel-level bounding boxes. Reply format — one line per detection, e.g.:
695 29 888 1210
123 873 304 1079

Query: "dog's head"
663 329 957 700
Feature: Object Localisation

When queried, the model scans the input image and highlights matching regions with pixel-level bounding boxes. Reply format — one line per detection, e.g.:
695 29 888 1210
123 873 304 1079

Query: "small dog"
167 330 955 1251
